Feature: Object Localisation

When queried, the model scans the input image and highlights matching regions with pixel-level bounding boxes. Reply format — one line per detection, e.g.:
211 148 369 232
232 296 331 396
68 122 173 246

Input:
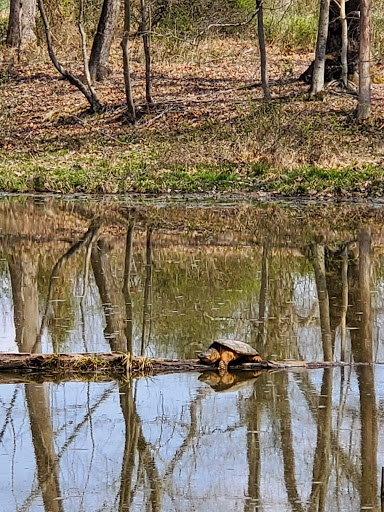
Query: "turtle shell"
211 339 259 356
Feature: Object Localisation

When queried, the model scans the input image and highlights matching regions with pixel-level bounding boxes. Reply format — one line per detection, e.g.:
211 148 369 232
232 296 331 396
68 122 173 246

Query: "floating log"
0 352 376 379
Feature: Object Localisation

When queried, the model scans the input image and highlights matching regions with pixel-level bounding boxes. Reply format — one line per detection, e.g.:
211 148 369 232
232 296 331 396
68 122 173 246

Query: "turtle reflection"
199 369 262 392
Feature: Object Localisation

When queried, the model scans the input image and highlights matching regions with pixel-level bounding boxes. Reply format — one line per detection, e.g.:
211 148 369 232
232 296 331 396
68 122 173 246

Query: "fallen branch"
0 353 376 377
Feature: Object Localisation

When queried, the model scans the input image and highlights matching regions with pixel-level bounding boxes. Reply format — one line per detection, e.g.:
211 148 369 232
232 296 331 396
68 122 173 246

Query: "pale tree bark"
121 0 136 122
78 0 100 105
256 0 271 100
340 0 348 87
7 0 36 49
89 0 121 82
301 0 360 84
311 0 331 95
139 0 153 106
357 0 371 121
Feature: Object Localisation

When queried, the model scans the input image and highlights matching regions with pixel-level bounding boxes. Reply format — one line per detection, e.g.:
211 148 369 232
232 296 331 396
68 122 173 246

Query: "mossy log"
0 352 375 378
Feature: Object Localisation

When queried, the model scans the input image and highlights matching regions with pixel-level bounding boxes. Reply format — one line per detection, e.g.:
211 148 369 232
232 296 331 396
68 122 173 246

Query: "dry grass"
0 35 384 194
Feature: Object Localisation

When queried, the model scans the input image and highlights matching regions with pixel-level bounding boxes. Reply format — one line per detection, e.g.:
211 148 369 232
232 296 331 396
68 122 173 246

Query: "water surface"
0 196 384 510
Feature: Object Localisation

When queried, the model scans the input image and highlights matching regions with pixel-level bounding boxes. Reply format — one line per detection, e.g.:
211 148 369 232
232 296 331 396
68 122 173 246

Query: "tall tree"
37 0 102 113
139 0 153 106
89 0 121 82
256 0 271 100
7 0 36 49
302 0 361 84
121 0 136 122
357 0 371 120
311 0 331 95
339 0 349 87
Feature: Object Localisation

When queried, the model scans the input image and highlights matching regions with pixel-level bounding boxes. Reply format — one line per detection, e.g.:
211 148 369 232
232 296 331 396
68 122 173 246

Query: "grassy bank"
1 156 384 196
1 35 384 197
3 150 384 198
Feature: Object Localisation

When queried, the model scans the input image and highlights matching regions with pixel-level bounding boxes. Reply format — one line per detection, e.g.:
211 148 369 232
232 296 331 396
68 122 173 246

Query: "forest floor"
1 36 384 196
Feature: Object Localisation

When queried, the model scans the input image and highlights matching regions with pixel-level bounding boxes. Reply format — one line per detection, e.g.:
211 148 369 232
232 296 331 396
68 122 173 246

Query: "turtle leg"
218 351 236 376
253 354 262 363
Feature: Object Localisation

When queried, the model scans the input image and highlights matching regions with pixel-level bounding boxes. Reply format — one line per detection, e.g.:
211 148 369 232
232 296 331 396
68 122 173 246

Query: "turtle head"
198 347 221 364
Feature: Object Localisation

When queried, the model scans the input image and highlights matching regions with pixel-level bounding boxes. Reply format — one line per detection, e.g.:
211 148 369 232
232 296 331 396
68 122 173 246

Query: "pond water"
0 195 384 511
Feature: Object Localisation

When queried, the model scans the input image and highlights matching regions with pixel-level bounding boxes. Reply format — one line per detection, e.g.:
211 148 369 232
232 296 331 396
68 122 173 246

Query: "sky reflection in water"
0 196 383 510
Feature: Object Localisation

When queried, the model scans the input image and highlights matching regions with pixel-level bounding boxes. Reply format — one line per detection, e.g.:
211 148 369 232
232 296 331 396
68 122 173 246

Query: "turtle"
198 339 262 375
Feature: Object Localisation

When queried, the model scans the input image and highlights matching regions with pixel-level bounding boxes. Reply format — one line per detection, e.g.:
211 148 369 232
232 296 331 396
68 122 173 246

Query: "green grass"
265 15 317 50
260 165 384 196
1 150 384 196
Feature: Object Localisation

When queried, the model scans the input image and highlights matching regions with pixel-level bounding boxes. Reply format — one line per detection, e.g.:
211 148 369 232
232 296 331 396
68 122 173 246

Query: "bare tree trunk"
78 0 100 106
140 0 153 106
121 0 136 122
37 0 103 113
301 0 360 84
256 0 271 100
357 0 371 121
7 0 36 49
89 0 121 82
340 0 348 87
311 0 331 96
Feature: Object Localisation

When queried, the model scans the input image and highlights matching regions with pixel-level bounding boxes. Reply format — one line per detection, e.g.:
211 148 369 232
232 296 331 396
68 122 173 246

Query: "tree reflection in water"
0 198 383 510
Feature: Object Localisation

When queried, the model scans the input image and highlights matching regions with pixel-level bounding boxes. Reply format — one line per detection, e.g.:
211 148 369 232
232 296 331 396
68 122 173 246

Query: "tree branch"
37 0 103 113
